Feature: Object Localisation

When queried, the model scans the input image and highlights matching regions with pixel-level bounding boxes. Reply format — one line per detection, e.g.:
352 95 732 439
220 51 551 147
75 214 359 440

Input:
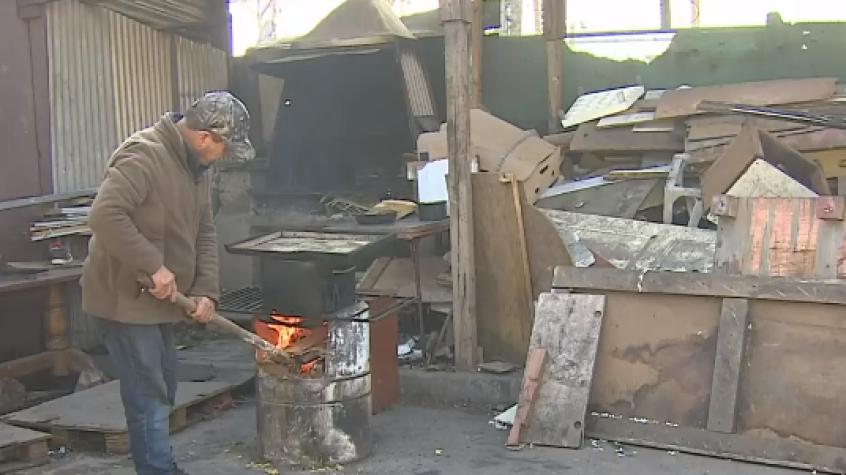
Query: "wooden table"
0 267 91 379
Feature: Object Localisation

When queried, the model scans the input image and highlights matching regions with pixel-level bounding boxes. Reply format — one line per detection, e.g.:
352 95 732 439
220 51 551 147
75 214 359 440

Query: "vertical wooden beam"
707 297 749 433
691 0 701 26
543 0 565 133
442 0 478 370
660 0 671 29
471 0 484 108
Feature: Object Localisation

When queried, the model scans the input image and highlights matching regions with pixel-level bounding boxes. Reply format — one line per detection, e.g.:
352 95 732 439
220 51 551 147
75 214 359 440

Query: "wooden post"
471 0 484 108
442 0 478 370
691 0 700 26
660 0 671 29
45 283 70 376
543 0 565 133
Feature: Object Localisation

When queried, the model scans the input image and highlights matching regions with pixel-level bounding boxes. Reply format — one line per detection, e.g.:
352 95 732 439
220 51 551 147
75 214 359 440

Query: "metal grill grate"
218 286 263 314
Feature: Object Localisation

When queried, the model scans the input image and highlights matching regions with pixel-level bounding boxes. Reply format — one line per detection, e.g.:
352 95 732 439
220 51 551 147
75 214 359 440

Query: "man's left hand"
188 296 215 324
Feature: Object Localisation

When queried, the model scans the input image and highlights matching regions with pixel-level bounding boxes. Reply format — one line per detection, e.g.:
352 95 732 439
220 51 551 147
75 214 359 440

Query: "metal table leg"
410 239 425 343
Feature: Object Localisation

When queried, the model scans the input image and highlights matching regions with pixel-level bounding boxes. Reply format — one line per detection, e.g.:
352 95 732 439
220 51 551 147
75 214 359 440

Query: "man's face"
191 130 228 165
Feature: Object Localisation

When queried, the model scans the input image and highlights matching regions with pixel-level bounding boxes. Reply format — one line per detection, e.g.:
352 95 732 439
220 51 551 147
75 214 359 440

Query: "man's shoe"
172 464 189 475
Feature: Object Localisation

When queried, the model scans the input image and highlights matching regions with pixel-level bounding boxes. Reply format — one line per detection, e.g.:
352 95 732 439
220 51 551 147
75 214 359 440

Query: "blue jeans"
99 318 177 475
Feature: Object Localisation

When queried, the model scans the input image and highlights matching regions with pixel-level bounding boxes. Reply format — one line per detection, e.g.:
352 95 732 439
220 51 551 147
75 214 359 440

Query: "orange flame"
261 313 324 376
266 314 308 349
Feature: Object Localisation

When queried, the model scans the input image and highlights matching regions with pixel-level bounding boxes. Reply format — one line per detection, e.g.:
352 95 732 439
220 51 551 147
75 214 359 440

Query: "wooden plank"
522 293 605 448
685 115 804 141
706 298 748 433
0 423 50 473
444 0 477 370
0 352 55 380
542 0 564 132
507 348 546 446
654 78 837 119
4 381 231 433
472 173 533 363
570 121 684 154
715 197 846 279
470 0 483 108
523 205 573 297
587 415 846 473
552 266 846 305
739 301 846 448
590 292 720 428
537 178 660 219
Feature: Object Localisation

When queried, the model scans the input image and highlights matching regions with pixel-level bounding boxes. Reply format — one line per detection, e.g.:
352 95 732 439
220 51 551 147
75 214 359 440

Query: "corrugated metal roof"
47 0 228 193
90 0 210 29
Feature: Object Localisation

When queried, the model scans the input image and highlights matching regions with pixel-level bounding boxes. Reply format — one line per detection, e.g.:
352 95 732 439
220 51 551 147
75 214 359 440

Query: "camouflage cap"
184 91 255 161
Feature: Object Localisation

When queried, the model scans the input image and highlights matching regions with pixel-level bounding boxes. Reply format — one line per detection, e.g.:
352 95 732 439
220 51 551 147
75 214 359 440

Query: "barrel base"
257 371 372 466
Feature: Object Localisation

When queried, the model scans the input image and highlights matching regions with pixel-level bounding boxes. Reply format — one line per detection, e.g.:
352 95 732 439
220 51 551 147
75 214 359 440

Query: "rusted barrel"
256 302 372 466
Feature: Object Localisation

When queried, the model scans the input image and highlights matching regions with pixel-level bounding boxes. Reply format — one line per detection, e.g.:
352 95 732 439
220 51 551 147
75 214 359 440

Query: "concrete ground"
25 399 802 475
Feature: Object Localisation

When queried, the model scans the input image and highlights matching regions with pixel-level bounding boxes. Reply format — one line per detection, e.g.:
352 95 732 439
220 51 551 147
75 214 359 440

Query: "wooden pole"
691 0 700 26
543 0 565 133
471 0 484 108
660 0 671 29
442 0 478 370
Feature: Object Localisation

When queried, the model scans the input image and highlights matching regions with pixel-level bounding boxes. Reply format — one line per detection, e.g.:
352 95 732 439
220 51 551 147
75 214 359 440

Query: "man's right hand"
149 266 177 301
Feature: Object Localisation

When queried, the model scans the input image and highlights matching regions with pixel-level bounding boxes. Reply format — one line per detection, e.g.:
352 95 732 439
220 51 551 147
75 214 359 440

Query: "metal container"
256 302 372 466
258 259 356 316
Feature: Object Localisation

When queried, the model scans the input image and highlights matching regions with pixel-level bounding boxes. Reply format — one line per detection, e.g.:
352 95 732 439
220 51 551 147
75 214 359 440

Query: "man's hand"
149 266 176 301
188 296 215 324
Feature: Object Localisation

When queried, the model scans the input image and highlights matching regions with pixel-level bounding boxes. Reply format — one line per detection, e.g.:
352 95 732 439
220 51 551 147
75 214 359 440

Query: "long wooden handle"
138 277 293 363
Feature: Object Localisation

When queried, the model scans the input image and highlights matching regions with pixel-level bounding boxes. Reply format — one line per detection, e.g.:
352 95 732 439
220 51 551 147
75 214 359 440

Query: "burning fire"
267 314 308 349
255 312 326 377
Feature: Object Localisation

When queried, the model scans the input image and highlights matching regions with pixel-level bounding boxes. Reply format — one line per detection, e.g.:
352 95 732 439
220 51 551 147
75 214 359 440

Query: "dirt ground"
24 400 802 475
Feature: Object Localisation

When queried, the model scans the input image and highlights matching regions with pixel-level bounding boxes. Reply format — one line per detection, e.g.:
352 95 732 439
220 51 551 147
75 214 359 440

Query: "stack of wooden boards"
29 200 92 242
540 77 846 221
500 192 846 473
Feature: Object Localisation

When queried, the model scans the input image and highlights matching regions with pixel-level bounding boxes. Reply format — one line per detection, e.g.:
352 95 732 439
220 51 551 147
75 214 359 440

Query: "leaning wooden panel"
737 300 846 448
589 292 719 428
472 173 534 363
522 293 605 448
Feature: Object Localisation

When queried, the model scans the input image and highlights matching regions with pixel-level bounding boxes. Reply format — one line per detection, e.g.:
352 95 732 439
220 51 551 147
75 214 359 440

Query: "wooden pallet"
0 423 50 473
3 381 234 455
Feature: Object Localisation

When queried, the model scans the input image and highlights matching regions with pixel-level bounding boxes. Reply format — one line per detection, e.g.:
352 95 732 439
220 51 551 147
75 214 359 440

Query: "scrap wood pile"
29 198 93 241
482 77 846 474
541 77 846 231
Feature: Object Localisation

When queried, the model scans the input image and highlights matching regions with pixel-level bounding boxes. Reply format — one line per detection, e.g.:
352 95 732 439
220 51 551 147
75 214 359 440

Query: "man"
81 92 254 475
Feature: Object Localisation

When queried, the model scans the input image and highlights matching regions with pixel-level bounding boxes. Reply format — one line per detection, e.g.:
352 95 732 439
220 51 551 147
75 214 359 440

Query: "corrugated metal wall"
47 0 227 193
176 36 228 110
47 0 117 194
109 12 172 143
